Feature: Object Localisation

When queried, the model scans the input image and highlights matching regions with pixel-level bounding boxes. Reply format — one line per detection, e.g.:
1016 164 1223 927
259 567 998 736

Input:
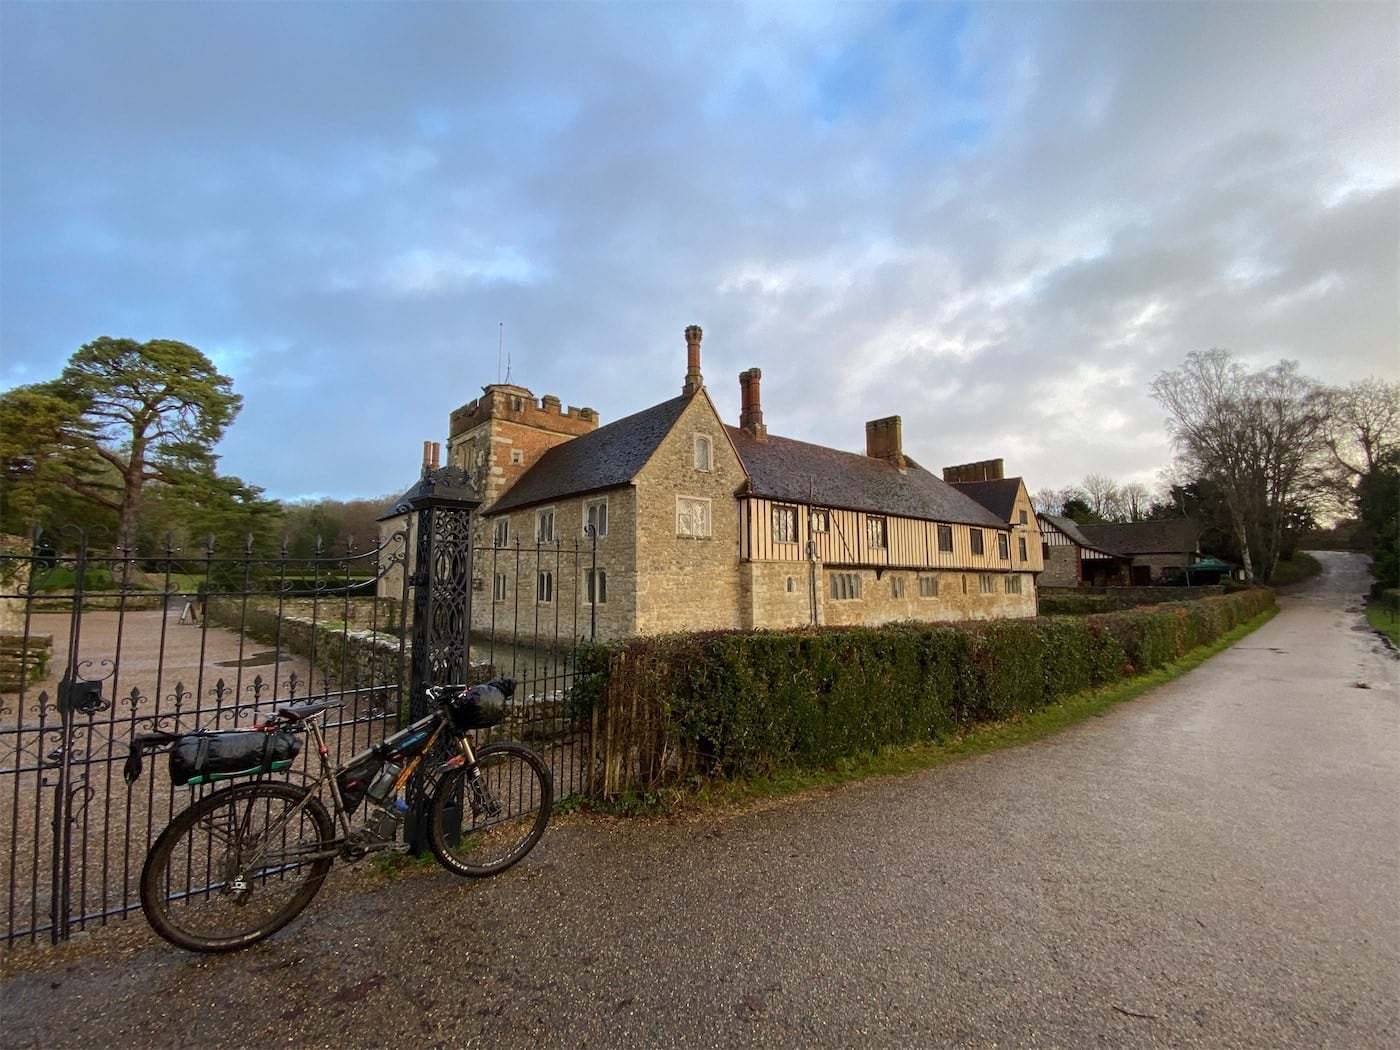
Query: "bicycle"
124 679 552 953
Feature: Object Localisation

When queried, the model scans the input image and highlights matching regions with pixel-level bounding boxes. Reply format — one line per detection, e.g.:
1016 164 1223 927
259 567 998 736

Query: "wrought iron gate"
1 467 594 947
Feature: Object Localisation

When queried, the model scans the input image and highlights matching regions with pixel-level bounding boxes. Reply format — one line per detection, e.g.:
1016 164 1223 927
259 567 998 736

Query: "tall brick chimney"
682 325 704 396
738 368 767 441
865 416 906 471
942 459 1005 483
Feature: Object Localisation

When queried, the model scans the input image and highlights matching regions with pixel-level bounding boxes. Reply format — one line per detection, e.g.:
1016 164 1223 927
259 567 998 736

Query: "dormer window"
694 435 712 472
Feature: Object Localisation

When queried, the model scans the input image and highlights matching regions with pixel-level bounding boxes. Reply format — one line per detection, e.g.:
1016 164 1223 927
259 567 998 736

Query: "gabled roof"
1078 519 1200 556
726 426 1005 528
487 394 693 514
949 478 1025 523
1039 514 1117 555
1038 514 1200 557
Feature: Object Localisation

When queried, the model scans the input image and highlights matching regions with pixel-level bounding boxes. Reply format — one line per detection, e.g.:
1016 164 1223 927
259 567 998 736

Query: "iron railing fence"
0 527 414 945
1 521 600 947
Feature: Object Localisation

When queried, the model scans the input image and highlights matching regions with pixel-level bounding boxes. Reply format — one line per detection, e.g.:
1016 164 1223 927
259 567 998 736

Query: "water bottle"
373 797 412 840
365 763 400 805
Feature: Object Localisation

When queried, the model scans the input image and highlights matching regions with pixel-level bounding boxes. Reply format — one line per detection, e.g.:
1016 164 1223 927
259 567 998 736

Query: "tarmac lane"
1 551 1396 1048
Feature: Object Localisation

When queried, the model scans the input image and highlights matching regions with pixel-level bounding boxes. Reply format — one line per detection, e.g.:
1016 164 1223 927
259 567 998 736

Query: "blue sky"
3 1 1396 503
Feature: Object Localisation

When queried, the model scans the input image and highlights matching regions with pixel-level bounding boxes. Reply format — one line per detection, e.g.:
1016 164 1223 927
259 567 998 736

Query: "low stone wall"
0 630 51 690
205 596 407 696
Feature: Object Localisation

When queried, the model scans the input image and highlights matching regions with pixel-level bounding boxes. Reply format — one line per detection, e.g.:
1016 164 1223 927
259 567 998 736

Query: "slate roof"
726 426 1006 528
1078 519 1200 556
486 387 1007 531
1039 514 1115 554
1038 515 1200 557
949 478 1024 523
487 395 693 514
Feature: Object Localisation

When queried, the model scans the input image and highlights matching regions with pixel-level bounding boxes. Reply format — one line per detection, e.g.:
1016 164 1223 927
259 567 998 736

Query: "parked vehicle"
125 680 552 953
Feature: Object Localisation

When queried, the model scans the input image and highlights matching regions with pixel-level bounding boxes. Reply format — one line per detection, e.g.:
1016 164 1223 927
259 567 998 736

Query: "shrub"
583 588 1273 797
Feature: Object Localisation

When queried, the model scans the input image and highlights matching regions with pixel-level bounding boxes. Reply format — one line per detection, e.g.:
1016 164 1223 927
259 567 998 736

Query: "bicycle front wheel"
140 781 335 953
428 742 553 878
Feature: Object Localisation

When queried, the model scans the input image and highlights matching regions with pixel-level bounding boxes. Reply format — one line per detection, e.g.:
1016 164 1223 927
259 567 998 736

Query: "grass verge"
592 605 1279 818
1366 600 1400 647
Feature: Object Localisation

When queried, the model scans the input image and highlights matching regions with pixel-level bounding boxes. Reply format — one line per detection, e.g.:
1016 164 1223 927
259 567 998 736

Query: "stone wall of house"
741 560 818 629
1131 552 1195 577
472 487 639 645
1040 546 1083 586
819 568 1037 626
632 393 744 634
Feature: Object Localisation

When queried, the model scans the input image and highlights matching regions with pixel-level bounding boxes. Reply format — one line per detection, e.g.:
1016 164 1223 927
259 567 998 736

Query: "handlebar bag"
169 728 302 786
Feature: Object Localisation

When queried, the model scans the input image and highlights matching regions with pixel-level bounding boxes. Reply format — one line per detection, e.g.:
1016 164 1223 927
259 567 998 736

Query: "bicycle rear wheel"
140 781 335 953
428 742 552 877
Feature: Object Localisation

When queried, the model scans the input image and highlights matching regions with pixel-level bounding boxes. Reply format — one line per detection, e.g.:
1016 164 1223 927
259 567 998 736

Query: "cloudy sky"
3 1 1396 503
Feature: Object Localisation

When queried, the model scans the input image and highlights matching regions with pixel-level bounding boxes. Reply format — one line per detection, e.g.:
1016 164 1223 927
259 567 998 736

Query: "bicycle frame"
229 707 484 872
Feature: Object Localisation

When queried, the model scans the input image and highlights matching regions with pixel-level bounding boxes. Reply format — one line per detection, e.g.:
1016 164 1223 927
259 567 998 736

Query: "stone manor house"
435 326 1042 642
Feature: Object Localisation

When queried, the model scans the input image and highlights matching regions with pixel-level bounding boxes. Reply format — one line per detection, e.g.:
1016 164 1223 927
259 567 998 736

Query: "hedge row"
577 589 1274 796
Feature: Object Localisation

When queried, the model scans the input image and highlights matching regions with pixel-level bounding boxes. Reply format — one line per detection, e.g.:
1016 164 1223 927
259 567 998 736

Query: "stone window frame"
890 575 906 599
536 570 554 604
1005 574 1023 595
586 567 607 605
492 573 507 603
584 498 608 539
536 507 555 544
492 517 509 549
828 571 862 600
676 496 712 539
979 573 996 595
936 524 953 553
693 434 712 472
510 449 523 465
918 574 939 598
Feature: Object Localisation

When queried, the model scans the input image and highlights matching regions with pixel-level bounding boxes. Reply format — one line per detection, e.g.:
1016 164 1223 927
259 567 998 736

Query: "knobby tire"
140 780 335 953
427 741 553 878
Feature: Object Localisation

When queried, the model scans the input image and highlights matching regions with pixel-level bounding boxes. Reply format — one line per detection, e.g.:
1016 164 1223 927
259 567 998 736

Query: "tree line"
0 337 398 569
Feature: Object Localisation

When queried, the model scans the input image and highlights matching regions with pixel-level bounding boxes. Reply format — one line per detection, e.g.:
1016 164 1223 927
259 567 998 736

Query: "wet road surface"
2 551 1396 1048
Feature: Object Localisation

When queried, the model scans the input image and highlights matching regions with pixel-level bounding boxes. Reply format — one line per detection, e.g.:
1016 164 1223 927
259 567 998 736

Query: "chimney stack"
422 440 441 469
865 416 906 471
682 325 704 396
942 459 1005 483
738 368 767 441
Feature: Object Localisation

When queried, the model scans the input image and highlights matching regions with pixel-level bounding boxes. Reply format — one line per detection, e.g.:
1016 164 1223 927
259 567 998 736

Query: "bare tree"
1120 481 1151 522
1324 378 1400 484
1082 473 1125 522
1151 349 1328 582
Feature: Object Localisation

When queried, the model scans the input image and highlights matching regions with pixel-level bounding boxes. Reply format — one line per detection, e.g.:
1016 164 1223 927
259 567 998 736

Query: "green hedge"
578 589 1274 796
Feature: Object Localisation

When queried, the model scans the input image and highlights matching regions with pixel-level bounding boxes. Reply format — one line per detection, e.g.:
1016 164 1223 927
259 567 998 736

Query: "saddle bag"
168 728 302 786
